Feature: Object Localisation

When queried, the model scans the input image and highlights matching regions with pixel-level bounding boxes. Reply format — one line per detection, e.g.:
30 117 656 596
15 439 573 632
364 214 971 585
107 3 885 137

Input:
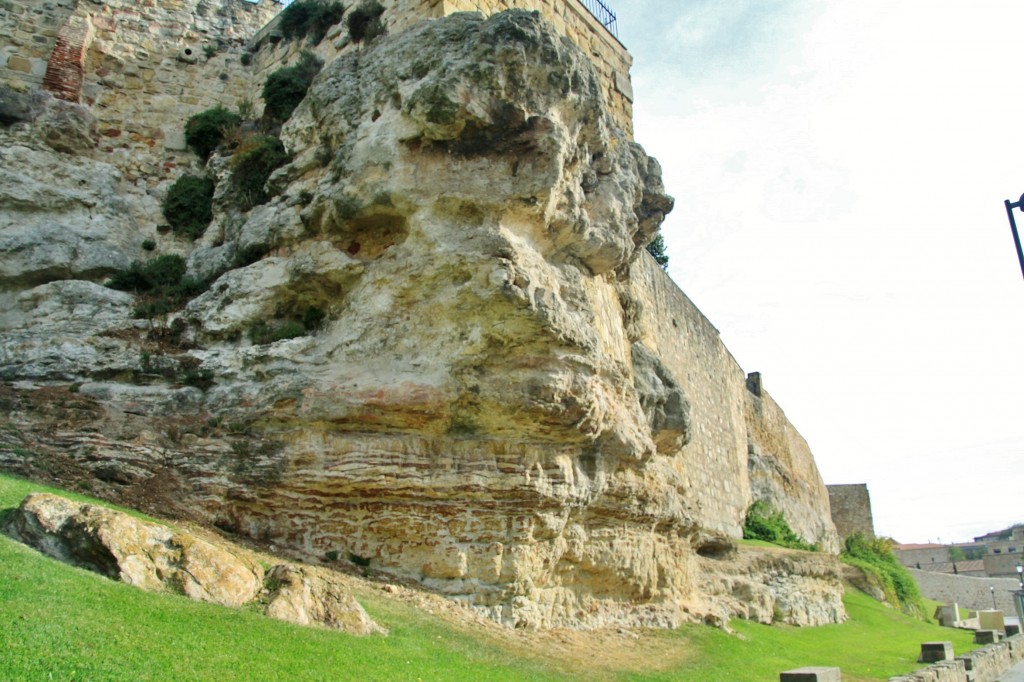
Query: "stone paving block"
780 667 842 682
920 641 954 663
975 629 1000 644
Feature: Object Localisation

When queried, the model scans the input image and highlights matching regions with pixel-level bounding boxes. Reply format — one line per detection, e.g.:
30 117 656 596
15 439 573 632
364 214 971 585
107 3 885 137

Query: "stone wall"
910 568 1020 613
889 635 1024 682
827 483 875 541
626 256 840 552
2 0 280 199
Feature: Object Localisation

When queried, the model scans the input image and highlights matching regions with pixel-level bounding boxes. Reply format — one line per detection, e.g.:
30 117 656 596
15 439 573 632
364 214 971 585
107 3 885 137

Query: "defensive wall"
827 483 875 541
629 255 839 551
909 568 1020 613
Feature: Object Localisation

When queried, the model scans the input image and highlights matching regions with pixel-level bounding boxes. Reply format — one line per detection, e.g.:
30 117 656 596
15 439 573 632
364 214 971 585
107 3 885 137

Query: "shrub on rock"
230 135 289 210
163 174 215 239
262 51 323 124
184 106 241 160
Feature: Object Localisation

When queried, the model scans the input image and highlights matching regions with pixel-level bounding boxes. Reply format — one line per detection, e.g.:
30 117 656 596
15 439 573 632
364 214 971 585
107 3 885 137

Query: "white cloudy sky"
618 0 1024 543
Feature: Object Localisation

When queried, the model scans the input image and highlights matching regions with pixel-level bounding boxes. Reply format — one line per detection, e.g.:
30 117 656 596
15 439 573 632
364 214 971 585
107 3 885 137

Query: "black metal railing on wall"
576 0 618 37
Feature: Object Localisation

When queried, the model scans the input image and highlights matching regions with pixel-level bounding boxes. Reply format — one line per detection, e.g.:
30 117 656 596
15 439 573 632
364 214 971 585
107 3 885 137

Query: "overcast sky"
618 0 1024 544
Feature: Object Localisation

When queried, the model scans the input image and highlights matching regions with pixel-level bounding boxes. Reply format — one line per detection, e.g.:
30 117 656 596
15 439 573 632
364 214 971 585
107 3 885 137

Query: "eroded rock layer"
0 10 842 629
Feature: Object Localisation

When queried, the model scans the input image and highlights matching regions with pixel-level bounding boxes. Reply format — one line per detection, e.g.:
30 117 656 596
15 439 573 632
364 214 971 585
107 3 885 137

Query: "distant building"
975 524 1024 578
895 543 950 568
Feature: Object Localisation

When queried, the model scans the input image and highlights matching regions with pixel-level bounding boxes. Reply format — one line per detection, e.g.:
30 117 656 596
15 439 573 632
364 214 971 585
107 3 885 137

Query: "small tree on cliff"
646 232 669 270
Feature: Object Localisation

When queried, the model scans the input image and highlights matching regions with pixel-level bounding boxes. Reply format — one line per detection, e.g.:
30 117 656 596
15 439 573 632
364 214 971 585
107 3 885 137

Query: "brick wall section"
827 483 875 541
0 0 77 87
42 14 93 102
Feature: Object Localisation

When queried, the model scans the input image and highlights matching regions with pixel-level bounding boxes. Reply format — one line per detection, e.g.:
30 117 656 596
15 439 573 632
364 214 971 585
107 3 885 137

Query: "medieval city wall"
828 483 875 541
628 256 839 551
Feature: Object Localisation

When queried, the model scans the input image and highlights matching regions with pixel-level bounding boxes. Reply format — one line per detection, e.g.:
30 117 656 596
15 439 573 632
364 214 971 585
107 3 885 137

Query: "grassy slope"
0 474 978 681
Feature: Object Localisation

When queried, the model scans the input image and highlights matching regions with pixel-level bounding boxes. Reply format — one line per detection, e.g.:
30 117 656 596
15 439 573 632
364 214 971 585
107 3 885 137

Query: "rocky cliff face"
0 10 842 629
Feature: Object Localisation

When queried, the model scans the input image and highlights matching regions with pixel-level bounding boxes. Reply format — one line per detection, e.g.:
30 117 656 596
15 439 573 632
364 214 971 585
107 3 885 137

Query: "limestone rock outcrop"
4 493 264 608
0 9 842 630
3 493 383 634
264 564 386 635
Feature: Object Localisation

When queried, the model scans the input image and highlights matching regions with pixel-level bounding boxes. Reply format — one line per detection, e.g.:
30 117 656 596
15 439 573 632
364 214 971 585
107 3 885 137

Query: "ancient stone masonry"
0 2 844 630
827 483 875 542
2 0 279 184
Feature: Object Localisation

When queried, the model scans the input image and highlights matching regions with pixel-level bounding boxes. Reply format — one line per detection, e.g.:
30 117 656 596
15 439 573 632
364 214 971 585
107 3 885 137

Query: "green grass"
0 473 981 681
634 590 977 682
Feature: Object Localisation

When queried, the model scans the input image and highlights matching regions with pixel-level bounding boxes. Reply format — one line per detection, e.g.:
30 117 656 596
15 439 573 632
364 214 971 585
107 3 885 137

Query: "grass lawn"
0 473 979 681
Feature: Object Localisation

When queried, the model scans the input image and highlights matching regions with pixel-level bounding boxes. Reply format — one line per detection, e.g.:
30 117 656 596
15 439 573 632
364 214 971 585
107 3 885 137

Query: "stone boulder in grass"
3 493 382 634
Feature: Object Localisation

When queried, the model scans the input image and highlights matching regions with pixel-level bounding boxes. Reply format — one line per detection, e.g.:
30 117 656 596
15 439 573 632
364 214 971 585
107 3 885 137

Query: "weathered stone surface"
0 280 136 381
695 543 846 627
264 564 385 635
0 9 844 630
0 141 137 287
3 493 263 607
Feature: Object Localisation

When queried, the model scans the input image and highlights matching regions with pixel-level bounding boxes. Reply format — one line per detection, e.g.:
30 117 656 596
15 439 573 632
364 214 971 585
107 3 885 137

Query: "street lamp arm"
1003 196 1024 283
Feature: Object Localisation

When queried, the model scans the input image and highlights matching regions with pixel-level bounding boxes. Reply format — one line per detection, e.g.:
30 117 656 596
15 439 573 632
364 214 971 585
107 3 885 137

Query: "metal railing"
576 0 618 37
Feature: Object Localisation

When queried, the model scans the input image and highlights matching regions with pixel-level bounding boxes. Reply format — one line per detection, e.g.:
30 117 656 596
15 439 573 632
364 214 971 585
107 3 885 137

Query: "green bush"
106 255 209 319
230 135 289 210
249 321 307 345
184 106 241 159
346 0 385 44
262 51 323 123
646 232 669 270
163 174 215 239
743 500 818 552
842 533 924 616
280 0 346 45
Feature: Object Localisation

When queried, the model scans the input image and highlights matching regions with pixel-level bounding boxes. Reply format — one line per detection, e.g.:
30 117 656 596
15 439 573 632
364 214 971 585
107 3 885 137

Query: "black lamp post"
1003 194 1024 282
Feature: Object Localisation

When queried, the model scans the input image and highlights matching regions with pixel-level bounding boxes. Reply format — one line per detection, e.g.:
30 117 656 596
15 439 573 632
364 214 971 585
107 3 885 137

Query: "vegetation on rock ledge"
841 532 925 616
261 51 323 124
742 500 818 552
162 174 215 239
105 255 209 319
346 0 386 45
184 106 241 160
279 0 346 45
230 135 289 210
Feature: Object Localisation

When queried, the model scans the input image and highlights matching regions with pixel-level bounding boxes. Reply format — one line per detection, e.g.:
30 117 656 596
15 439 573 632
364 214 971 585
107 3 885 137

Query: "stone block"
1006 624 1021 636
935 604 960 627
978 610 1005 631
974 629 999 645
780 668 842 682
920 641 954 663
8 54 31 73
